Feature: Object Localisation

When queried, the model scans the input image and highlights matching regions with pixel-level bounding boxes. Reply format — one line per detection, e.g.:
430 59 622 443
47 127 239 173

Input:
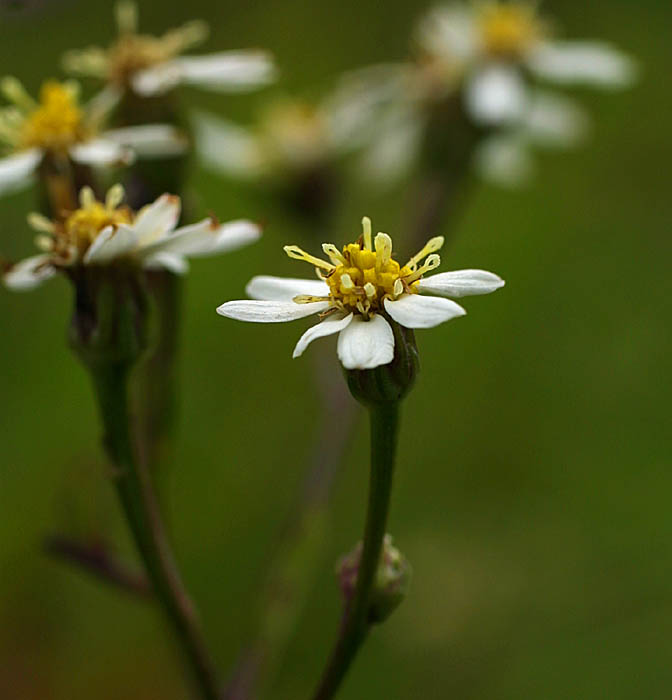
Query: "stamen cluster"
284 217 444 318
477 2 544 57
0 80 87 153
31 185 132 264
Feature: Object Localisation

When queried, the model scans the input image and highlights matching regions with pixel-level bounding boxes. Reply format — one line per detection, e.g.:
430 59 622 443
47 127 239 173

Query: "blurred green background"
1 0 670 698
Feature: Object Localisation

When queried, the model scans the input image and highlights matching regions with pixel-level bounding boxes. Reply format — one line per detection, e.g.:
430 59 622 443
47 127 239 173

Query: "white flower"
3 185 260 290
193 95 357 180
0 78 187 196
217 217 504 370
63 1 276 97
329 1 636 188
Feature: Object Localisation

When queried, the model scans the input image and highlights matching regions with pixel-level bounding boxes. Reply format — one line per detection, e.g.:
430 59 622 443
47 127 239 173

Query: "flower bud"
68 264 151 371
344 318 419 405
337 534 412 624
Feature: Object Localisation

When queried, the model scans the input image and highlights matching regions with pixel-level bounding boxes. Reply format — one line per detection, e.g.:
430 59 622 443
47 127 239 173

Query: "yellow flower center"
20 82 87 151
30 185 133 262
284 217 444 318
478 2 542 57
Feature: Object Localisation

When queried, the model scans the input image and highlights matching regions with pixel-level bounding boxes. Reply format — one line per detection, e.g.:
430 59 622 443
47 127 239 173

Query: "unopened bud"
337 534 412 624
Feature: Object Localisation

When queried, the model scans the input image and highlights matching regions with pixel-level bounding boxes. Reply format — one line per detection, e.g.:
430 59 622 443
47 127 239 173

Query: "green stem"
90 362 221 700
311 401 400 700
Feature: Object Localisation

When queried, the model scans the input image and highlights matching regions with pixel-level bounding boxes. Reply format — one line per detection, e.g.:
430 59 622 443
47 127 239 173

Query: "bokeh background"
1 0 670 698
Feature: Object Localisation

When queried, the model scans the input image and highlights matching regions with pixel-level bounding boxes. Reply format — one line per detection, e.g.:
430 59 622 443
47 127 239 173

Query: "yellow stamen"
1 77 36 110
106 183 125 209
364 282 377 299
340 273 355 290
406 236 444 269
404 253 441 283
322 243 347 265
478 2 543 57
283 245 334 271
293 294 330 304
116 0 139 35
374 232 392 271
27 212 55 233
362 216 372 251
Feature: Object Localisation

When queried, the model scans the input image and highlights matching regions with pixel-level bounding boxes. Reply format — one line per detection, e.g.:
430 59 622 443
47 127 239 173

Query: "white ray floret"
3 186 260 290
217 216 504 370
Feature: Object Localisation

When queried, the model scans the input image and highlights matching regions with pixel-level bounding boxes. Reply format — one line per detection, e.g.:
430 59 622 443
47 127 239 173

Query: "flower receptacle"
344 317 419 405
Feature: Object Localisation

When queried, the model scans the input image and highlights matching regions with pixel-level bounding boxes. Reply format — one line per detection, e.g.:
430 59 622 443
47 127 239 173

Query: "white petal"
418 270 505 298
216 299 329 323
465 65 528 125
175 51 277 92
141 218 260 259
69 138 133 166
473 135 533 188
133 194 181 246
83 224 139 264
521 91 588 147
132 62 182 96
103 125 188 158
0 149 40 195
246 275 329 301
415 5 478 63
142 251 189 274
3 254 55 290
528 41 638 88
293 313 353 358
192 111 265 178
384 294 465 329
337 314 395 370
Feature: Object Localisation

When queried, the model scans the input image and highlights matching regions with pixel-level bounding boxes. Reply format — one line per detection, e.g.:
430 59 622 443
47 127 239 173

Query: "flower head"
217 217 504 370
195 95 354 182
3 185 261 290
328 2 636 188
63 1 276 97
0 77 187 196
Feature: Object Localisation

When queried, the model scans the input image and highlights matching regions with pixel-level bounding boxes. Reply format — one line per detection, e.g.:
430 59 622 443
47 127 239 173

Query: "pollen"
284 216 445 318
19 81 87 151
478 2 543 57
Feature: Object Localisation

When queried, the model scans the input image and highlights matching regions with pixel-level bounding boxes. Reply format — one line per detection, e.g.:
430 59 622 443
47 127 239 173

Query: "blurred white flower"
3 185 260 290
63 1 276 97
0 78 187 196
194 95 356 180
329 1 636 187
217 216 503 369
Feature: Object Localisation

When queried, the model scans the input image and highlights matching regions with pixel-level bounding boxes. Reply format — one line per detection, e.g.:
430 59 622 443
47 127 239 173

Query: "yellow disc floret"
30 185 133 263
477 2 543 58
284 217 444 319
19 81 87 151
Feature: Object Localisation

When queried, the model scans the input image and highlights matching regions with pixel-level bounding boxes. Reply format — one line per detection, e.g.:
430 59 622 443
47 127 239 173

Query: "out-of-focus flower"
329 1 637 187
217 216 503 370
0 78 187 196
63 1 276 98
194 96 352 181
3 184 260 290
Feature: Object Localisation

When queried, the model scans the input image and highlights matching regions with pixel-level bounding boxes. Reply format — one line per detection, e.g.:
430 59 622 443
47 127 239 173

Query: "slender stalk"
311 401 400 700
90 362 221 700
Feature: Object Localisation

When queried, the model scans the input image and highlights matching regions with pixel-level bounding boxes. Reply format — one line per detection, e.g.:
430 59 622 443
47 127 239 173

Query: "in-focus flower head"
217 217 504 370
3 184 261 290
0 77 187 196
63 1 276 97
